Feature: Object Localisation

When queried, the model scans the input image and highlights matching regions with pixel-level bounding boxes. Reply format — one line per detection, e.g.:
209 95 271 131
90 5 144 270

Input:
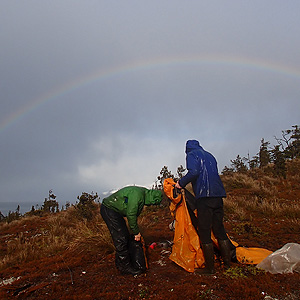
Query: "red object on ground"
149 242 157 249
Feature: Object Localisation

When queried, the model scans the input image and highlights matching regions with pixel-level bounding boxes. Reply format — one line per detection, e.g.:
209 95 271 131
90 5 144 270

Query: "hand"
175 182 182 189
134 232 141 241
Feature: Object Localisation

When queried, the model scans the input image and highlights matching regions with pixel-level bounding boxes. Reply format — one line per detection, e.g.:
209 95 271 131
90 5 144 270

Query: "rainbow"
1 54 300 132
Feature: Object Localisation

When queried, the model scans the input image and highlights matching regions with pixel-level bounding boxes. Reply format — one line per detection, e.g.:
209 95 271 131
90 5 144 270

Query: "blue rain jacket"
178 140 226 199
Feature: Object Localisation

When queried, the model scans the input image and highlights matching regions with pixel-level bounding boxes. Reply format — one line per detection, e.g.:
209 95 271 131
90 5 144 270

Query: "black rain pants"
196 197 228 244
100 204 131 271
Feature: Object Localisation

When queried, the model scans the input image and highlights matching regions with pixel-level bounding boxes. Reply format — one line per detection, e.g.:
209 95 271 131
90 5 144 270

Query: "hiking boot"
195 243 215 276
218 239 231 269
115 253 141 276
196 267 216 276
120 266 143 276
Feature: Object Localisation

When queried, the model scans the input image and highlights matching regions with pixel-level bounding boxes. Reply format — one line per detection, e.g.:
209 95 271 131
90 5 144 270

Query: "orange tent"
163 178 272 272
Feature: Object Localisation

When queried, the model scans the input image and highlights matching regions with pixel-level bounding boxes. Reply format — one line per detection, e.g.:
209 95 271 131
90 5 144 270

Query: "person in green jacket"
100 186 162 275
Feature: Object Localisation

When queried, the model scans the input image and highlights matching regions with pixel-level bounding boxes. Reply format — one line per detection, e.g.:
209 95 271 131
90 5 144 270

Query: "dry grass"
0 206 114 271
0 203 163 271
222 173 259 191
225 194 300 221
225 198 300 224
260 199 300 218
223 161 300 222
286 218 300 233
0 215 40 232
224 196 248 221
222 172 279 200
67 220 114 254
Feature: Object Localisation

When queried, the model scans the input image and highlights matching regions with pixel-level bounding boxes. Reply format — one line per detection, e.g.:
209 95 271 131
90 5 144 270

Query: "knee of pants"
212 225 227 240
115 239 129 253
198 229 212 244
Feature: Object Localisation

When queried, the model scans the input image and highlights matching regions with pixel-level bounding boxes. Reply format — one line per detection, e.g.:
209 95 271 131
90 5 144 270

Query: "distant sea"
0 198 102 216
0 202 43 216
0 201 80 216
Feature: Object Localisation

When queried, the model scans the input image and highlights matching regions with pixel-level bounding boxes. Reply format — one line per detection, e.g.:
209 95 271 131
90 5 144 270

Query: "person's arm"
126 189 144 237
178 152 199 188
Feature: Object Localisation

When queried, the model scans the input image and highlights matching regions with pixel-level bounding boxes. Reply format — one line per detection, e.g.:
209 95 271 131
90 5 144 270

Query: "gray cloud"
1 1 300 213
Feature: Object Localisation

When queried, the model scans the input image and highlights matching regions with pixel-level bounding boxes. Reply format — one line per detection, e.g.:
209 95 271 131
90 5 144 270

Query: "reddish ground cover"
0 202 299 300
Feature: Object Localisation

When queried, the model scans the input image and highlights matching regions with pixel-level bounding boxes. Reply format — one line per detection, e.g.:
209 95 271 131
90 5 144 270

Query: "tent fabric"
169 187 205 272
256 243 300 274
163 178 273 272
236 247 273 265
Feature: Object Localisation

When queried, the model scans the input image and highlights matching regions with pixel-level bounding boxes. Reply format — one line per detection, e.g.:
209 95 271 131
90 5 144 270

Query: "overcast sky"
1 1 299 213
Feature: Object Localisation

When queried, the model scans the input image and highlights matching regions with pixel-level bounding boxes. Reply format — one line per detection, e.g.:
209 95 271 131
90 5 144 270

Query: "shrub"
73 192 99 220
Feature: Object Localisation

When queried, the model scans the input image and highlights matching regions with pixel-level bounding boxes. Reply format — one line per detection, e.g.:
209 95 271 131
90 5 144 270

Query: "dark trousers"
100 204 130 270
196 197 228 244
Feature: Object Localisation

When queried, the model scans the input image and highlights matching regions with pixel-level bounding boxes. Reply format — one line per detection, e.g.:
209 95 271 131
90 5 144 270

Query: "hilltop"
0 160 300 299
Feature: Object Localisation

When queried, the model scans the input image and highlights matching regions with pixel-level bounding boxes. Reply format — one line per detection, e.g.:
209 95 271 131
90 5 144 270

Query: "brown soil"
0 202 300 300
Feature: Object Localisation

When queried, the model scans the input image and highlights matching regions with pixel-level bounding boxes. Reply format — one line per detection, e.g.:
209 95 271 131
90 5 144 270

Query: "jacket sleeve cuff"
179 177 188 188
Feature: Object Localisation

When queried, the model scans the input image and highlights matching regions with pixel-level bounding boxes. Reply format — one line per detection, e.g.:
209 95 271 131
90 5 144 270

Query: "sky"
1 1 300 214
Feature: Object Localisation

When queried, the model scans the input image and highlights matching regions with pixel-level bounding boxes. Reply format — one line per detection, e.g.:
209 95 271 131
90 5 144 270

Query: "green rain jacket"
102 186 162 235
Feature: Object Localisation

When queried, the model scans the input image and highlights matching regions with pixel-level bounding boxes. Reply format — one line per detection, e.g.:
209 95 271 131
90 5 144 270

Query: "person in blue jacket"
176 140 231 275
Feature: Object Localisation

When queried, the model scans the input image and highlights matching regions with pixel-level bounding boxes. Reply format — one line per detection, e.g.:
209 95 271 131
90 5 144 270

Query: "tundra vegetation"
0 125 299 299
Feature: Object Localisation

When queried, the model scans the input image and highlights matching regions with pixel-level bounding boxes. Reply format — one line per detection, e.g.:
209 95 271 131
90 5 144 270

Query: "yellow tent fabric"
236 247 273 265
163 178 273 272
169 187 205 272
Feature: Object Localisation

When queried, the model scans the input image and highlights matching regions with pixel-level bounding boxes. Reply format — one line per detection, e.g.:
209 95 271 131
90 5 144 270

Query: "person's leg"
196 199 213 244
211 198 232 269
196 199 215 275
100 205 142 275
211 198 227 240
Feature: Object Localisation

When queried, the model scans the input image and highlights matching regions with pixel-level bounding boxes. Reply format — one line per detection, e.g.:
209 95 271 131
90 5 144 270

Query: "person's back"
179 140 226 199
201 148 226 198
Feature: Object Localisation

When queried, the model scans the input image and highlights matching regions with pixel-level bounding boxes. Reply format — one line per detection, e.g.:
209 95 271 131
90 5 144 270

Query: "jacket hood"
185 140 201 154
145 189 162 206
